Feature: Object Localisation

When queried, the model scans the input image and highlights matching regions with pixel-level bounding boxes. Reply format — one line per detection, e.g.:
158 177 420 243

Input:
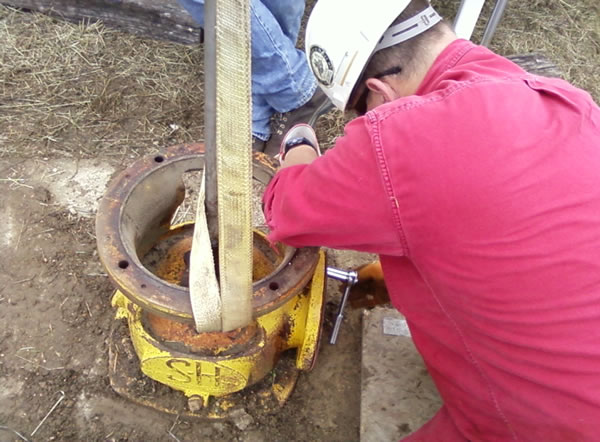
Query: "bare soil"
0 155 373 441
1 1 599 441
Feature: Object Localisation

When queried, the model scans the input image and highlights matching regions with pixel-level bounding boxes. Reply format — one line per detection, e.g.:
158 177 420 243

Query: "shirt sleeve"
262 117 405 256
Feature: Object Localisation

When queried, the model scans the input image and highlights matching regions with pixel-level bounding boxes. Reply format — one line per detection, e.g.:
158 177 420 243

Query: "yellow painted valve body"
111 250 326 405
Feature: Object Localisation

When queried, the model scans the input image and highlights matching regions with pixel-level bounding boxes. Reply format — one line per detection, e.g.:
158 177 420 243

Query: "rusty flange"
95 143 320 323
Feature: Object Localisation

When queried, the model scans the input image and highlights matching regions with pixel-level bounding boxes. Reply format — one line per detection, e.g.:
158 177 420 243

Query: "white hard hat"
305 0 441 110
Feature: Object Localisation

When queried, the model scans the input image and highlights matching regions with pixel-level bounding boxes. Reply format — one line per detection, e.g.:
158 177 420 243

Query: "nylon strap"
189 0 253 332
189 174 222 331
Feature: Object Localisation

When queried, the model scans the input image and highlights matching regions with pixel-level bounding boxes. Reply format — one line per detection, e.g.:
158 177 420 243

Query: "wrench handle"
330 283 352 344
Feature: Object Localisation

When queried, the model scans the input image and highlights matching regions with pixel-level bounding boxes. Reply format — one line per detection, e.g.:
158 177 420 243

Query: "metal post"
481 0 509 47
453 0 485 41
203 0 218 247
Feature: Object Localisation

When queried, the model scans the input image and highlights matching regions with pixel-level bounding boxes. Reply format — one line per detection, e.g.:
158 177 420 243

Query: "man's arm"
262 118 405 256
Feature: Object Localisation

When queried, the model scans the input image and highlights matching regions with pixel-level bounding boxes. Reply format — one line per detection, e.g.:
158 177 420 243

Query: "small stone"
213 423 227 433
230 408 254 431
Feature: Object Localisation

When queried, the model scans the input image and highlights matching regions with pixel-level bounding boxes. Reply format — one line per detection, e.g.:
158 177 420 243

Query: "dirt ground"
1 1 599 441
0 154 373 441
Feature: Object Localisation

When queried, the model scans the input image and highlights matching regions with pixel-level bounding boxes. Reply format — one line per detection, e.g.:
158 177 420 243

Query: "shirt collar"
415 39 476 96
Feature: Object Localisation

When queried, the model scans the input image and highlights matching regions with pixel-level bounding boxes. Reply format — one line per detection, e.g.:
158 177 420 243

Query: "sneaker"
265 88 330 156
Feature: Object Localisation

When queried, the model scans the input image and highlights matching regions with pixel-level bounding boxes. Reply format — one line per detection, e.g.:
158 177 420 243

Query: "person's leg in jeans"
259 1 304 43
176 0 317 145
177 0 205 25
250 0 316 142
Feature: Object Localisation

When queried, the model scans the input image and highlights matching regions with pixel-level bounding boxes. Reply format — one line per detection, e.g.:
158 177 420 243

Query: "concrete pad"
361 306 442 441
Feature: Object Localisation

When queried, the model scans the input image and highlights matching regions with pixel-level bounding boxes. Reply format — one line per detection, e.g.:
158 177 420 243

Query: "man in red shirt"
263 0 600 440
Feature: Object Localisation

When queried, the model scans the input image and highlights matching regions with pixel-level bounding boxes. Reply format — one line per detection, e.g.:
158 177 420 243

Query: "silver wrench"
326 267 358 344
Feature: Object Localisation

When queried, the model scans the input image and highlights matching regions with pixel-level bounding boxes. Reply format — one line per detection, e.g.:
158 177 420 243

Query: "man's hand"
280 144 319 168
277 123 321 169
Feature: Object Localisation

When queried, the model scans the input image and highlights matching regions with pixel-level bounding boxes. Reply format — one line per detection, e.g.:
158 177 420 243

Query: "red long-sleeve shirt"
263 39 600 441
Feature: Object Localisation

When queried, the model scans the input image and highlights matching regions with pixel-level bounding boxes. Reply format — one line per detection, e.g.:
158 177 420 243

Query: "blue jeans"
177 0 317 140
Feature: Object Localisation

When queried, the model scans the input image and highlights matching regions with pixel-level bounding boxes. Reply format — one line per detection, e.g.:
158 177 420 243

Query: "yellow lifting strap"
189 0 253 332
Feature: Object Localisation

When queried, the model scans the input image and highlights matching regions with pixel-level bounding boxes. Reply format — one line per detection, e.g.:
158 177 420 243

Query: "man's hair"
349 0 450 106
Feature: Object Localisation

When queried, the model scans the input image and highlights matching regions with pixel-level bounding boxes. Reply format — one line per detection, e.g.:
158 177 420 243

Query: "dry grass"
0 2 598 159
475 0 600 97
0 6 204 159
432 1 600 100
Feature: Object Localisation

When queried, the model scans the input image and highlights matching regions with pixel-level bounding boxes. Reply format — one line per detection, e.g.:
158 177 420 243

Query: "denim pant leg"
176 0 316 140
250 0 316 138
258 1 304 48
177 0 204 25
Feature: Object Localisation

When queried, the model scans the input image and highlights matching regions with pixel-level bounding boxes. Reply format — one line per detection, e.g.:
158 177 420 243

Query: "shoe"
252 136 266 153
265 88 330 156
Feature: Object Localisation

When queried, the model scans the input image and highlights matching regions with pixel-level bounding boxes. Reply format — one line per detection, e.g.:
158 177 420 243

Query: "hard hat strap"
374 5 442 53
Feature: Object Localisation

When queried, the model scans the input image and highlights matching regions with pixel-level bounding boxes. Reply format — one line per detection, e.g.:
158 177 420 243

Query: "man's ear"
365 78 397 103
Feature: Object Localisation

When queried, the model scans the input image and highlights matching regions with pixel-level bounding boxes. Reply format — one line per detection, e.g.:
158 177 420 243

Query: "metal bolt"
187 395 204 412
